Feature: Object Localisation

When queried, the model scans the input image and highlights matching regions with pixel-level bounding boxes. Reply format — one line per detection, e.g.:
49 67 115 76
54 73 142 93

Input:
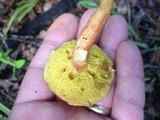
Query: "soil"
0 0 160 119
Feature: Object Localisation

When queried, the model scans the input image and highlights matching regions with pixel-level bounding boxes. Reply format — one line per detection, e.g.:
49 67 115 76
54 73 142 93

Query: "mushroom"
44 0 114 106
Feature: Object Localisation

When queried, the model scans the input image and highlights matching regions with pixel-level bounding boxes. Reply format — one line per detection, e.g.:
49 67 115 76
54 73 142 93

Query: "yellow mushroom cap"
44 40 114 106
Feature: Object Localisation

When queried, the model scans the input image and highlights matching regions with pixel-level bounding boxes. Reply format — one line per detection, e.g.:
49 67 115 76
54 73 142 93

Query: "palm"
9 10 144 120
16 101 106 120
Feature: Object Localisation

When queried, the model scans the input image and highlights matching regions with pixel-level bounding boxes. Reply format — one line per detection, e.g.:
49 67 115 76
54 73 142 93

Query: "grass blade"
142 46 160 54
0 103 11 116
128 25 142 41
18 0 39 22
130 40 148 49
17 6 32 22
5 4 29 35
3 49 12 58
147 36 160 41
5 0 39 36
0 117 7 120
16 0 27 6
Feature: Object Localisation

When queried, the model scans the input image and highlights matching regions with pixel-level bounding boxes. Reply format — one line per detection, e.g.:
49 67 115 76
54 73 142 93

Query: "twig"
136 4 160 26
8 35 41 47
126 0 131 25
0 90 14 102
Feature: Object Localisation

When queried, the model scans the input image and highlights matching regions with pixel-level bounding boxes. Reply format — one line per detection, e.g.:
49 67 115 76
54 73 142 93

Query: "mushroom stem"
72 0 114 72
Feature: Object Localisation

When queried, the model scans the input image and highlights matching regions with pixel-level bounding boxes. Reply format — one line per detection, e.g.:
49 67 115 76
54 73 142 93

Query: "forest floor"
0 0 160 119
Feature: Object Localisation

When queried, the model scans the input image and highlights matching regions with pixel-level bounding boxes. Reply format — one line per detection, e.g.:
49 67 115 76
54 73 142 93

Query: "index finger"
15 13 78 103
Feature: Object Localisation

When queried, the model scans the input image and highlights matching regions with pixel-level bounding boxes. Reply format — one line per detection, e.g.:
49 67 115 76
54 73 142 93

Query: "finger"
111 41 145 120
98 15 128 109
15 13 78 103
99 15 128 62
76 8 95 37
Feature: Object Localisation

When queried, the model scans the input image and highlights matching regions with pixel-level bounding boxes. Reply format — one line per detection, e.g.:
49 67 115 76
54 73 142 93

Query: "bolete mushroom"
44 0 115 106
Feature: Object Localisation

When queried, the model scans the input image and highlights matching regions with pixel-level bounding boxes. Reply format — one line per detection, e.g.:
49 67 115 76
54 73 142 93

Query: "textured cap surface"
44 40 114 106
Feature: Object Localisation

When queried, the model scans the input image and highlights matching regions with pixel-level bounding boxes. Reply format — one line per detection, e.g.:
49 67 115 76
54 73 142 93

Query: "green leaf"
0 117 7 120
0 57 15 67
3 49 12 58
78 1 97 9
15 59 25 69
0 103 11 116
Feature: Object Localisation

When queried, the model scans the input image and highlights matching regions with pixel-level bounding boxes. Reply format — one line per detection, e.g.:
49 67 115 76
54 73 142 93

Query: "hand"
8 9 145 120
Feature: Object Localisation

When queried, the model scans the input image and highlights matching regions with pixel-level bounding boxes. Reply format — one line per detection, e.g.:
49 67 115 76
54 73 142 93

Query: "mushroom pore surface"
44 40 114 106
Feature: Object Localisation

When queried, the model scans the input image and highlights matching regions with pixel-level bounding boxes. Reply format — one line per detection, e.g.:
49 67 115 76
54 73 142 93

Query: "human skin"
8 9 145 120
